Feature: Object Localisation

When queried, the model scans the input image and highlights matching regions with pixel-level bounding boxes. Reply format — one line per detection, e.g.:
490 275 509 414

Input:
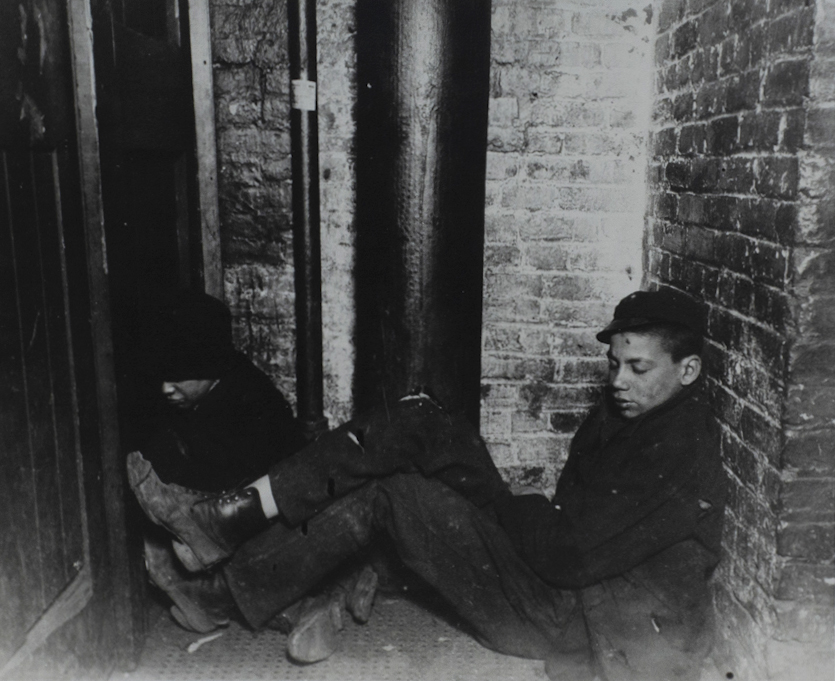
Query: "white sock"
247 475 279 519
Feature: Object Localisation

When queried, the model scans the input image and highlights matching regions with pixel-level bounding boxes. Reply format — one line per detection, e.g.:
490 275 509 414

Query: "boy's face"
606 331 694 419
161 379 216 410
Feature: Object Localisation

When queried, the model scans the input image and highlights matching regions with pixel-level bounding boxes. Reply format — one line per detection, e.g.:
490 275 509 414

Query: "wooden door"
0 0 134 674
93 0 204 450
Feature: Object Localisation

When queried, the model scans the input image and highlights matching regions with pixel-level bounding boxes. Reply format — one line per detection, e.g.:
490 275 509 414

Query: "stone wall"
648 0 834 676
210 0 356 425
481 0 655 493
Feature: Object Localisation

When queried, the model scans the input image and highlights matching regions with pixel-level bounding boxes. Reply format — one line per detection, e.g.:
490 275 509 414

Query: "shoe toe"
286 598 343 664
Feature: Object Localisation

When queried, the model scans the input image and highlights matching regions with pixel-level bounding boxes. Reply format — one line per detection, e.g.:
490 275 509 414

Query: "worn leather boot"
286 593 345 664
128 451 270 570
346 564 378 624
144 536 236 634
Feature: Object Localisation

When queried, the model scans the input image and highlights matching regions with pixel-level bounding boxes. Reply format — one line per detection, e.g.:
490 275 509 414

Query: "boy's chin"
614 402 641 419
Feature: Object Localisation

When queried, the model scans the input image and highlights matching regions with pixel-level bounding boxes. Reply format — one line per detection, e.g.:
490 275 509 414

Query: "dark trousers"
221 396 711 678
224 474 587 660
223 396 587 660
266 396 510 526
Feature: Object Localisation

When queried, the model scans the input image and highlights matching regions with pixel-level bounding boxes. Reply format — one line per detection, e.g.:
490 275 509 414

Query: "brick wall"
204 2 833 672
649 0 834 676
482 0 654 493
210 0 356 424
208 0 657 452
772 0 835 675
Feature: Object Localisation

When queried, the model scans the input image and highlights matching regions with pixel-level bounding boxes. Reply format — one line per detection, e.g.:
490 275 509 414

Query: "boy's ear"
679 355 702 386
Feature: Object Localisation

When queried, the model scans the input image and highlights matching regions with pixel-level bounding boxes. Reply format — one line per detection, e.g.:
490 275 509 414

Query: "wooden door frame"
67 0 138 666
187 0 222 298
0 0 223 676
1 0 133 673
2 0 223 672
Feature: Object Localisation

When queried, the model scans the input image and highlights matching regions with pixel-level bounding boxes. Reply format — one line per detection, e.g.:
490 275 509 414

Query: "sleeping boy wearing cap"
127 289 726 680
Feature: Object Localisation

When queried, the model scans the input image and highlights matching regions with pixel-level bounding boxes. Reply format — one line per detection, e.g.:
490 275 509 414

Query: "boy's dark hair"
635 322 703 362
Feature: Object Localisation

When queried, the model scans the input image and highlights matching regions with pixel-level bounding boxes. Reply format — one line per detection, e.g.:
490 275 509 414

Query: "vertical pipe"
354 0 492 425
289 0 327 438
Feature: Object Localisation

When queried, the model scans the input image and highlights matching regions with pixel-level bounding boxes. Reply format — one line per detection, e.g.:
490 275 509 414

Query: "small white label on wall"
291 79 317 111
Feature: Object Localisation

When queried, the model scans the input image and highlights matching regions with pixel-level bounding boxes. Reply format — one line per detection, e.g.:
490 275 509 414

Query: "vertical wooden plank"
27 152 72 589
32 152 85 571
188 0 222 297
0 153 45 656
67 0 140 665
0 153 28 661
7 151 67 604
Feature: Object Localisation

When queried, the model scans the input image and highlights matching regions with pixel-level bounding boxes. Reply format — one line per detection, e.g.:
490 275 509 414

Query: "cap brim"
596 317 655 343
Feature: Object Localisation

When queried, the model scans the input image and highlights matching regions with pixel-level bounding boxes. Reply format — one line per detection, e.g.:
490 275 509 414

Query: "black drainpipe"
289 0 327 440
353 0 492 426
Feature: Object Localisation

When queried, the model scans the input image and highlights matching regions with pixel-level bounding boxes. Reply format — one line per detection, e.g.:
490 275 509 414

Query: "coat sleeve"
495 401 723 588
493 493 586 586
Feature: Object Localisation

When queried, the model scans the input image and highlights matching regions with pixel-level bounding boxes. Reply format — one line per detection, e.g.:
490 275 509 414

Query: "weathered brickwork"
210 0 356 424
204 2 833 673
649 0 834 676
210 0 296 403
482 0 654 493
771 0 835 675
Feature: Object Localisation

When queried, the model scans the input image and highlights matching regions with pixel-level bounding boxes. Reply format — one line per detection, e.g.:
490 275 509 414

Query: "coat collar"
599 380 703 441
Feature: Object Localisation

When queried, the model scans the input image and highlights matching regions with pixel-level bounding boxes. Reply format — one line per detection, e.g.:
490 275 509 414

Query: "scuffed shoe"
346 565 378 624
144 537 235 634
128 451 269 570
172 538 206 573
286 594 345 664
169 604 224 634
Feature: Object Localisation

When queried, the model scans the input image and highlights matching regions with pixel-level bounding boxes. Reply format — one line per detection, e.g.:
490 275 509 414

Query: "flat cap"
596 288 705 343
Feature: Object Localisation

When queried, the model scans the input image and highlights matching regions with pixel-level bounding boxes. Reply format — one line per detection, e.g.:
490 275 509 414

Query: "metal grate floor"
113 595 548 681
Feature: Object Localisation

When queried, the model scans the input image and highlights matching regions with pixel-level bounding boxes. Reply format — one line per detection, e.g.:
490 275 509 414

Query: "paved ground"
113 595 548 681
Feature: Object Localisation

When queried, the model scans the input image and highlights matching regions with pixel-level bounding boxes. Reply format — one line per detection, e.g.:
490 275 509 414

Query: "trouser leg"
373 475 586 660
226 474 586 661
268 396 509 526
225 484 378 628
